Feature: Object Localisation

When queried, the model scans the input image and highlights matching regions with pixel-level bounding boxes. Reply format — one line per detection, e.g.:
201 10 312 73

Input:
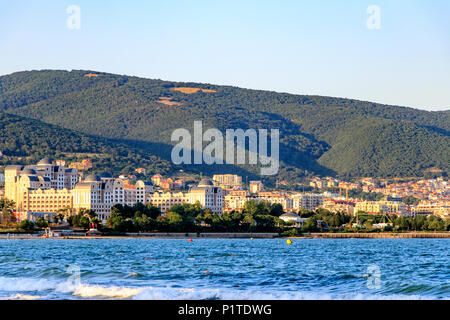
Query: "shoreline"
0 232 449 239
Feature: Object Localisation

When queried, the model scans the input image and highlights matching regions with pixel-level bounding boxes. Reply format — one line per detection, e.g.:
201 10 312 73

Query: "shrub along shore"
0 231 449 239
2 201 449 238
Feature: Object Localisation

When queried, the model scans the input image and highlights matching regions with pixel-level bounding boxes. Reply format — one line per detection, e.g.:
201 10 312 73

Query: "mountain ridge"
0 69 448 181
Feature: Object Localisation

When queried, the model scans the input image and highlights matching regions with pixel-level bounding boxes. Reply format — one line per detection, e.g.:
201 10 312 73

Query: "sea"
0 238 448 300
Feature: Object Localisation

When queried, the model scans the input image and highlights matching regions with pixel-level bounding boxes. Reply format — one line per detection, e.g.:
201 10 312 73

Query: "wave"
133 287 436 300
0 276 57 292
72 285 142 299
2 294 43 300
0 276 446 300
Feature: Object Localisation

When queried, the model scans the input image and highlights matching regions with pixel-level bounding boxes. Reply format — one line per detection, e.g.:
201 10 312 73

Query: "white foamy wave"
133 287 435 300
71 284 142 299
0 276 141 299
0 276 442 300
3 294 43 300
0 276 57 292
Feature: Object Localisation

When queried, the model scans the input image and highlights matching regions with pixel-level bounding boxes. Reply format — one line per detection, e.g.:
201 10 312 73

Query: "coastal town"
0 157 448 233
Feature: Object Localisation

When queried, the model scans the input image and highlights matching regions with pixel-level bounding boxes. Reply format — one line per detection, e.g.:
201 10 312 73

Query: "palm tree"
58 206 73 223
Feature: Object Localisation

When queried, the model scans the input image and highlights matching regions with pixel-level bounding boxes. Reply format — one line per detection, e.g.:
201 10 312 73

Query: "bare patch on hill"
84 73 100 78
157 97 182 106
171 87 216 94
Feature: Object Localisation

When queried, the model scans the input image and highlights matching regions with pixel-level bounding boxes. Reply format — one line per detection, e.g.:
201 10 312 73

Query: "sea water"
0 238 448 300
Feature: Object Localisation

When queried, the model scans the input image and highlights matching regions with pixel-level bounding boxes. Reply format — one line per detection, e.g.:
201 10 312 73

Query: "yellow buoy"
286 239 293 245
250 237 254 240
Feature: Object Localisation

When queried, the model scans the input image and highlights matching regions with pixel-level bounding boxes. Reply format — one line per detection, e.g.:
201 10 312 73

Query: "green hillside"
0 69 448 181
0 112 173 176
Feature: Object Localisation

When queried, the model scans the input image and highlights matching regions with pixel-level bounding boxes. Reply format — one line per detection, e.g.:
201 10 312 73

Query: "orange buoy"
205 270 210 273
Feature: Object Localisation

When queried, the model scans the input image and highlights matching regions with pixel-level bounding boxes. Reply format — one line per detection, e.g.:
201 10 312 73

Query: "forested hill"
0 69 448 180
0 112 174 176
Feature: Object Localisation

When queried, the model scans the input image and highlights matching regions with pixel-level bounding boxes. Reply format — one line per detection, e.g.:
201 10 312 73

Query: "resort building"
212 174 242 188
20 188 72 216
187 179 224 214
72 174 113 221
354 200 407 215
4 159 155 222
255 191 294 210
411 201 449 218
320 199 355 215
291 193 324 211
223 190 250 212
249 181 263 194
5 158 78 213
148 179 225 214
148 191 187 213
136 180 154 204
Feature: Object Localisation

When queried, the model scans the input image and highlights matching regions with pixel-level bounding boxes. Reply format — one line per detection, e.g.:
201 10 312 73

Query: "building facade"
4 159 156 222
5 158 78 214
213 174 242 188
291 194 324 211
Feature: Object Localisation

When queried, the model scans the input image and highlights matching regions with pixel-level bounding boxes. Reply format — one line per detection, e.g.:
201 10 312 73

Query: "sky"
0 0 449 111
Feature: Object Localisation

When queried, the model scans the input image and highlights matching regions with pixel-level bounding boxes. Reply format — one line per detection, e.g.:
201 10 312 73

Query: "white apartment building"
148 179 225 214
249 181 263 193
291 193 324 211
188 179 224 214
148 191 187 213
255 192 294 210
72 174 113 221
213 174 242 188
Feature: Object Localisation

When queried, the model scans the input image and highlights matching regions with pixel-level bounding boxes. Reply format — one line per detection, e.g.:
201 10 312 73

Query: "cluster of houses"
309 176 449 218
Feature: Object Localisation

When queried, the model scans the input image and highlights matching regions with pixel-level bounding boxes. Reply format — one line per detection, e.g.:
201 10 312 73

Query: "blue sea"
0 238 448 300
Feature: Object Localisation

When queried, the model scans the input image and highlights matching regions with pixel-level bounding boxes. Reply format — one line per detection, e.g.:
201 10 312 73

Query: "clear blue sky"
1 0 449 111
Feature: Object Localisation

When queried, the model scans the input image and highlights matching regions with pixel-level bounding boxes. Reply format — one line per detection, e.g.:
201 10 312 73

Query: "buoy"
188 239 193 242
286 239 293 245
250 237 254 240
205 270 210 273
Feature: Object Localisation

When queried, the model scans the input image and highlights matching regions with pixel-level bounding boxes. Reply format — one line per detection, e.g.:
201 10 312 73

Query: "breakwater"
303 232 450 239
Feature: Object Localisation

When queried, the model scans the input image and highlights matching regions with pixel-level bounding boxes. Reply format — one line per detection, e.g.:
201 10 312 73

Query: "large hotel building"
4 158 155 222
148 179 224 214
4 158 225 221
